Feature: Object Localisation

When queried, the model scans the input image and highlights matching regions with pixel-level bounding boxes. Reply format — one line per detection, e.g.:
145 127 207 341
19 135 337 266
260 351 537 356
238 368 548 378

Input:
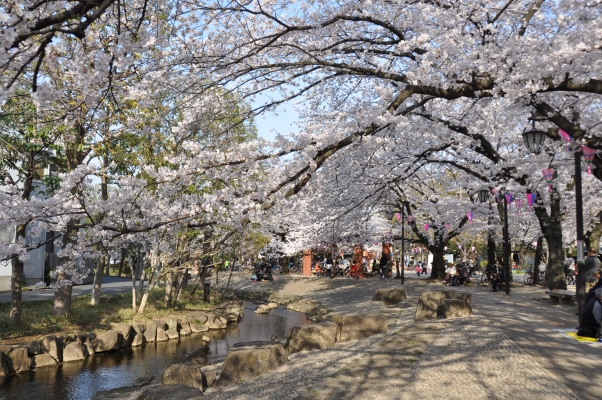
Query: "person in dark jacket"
578 288 602 338
491 260 505 292
586 268 602 301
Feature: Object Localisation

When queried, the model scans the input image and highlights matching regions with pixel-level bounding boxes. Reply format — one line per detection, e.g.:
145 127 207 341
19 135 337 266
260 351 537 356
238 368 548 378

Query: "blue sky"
252 95 301 141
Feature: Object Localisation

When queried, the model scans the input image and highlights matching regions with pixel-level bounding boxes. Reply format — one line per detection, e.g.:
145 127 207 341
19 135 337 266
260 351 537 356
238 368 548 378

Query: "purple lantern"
424 223 429 232
467 212 473 224
582 146 597 175
396 213 401 221
386 232 391 239
504 193 513 208
526 193 536 211
542 168 555 192
559 129 573 142
407 215 414 224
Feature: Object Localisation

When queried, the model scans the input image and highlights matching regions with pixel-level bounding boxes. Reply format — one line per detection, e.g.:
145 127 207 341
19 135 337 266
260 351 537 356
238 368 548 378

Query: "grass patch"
0 286 229 342
414 349 424 355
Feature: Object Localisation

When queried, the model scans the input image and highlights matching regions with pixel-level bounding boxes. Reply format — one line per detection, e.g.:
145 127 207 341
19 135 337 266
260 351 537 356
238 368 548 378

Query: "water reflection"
0 302 310 400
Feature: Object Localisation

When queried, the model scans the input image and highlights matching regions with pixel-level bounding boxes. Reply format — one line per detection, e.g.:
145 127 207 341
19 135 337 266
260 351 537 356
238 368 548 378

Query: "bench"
545 290 576 305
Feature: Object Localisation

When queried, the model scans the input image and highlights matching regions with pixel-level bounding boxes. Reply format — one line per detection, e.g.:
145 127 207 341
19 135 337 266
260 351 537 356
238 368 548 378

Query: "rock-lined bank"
0 301 245 377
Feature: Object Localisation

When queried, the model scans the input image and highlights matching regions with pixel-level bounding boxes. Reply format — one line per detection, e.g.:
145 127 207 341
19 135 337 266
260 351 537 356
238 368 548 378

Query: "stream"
0 302 310 400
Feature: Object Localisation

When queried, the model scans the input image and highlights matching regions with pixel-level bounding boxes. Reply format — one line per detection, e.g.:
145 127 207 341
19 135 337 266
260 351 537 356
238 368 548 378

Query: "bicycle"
481 272 491 286
565 269 576 285
524 269 546 285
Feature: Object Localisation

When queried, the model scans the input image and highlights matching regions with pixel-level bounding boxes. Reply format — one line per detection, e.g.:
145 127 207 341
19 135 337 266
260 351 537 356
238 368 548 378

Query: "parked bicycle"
524 268 546 285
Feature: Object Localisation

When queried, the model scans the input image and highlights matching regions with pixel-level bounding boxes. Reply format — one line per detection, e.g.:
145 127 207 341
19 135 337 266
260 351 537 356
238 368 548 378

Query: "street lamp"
479 188 511 295
522 118 587 314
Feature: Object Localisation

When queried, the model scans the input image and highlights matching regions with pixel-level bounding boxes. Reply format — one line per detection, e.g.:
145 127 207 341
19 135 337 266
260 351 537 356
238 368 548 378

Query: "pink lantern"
444 223 451 231
542 168 555 192
386 232 391 239
526 193 536 211
424 223 429 232
515 199 524 217
407 215 414 223
458 244 462 249
396 213 401 221
374 241 378 245
582 146 597 175
467 212 473 224
532 241 538 247
559 129 573 142
491 188 499 203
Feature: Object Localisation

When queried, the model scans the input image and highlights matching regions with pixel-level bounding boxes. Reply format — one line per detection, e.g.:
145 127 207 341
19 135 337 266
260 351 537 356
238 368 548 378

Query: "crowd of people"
309 254 430 280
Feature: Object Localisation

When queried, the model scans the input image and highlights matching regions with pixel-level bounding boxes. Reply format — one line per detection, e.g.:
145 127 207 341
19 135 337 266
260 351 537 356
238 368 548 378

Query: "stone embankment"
0 301 244 378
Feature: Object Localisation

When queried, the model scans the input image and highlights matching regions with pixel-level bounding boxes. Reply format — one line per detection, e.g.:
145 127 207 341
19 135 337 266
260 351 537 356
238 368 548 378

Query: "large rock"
330 313 388 342
441 299 472 319
414 291 472 322
152 320 167 331
144 323 158 342
285 322 338 354
165 329 180 340
112 323 135 348
91 375 154 399
84 339 96 357
9 347 31 372
180 326 192 336
41 335 62 362
160 317 180 332
208 319 227 330
254 305 270 314
92 330 122 353
137 384 205 400
216 341 287 387
183 347 208 367
162 363 205 390
156 327 169 342
32 353 58 368
131 324 146 347
187 312 209 325
63 341 89 362
372 287 407 305
27 341 41 355
190 324 209 333
0 352 12 376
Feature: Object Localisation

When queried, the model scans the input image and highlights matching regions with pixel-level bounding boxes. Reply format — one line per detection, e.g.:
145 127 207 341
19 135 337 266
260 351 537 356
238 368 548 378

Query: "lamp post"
522 119 586 314
478 188 511 295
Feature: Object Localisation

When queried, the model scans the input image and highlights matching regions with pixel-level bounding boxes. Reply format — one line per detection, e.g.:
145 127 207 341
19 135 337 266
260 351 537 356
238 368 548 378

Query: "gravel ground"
208 274 581 400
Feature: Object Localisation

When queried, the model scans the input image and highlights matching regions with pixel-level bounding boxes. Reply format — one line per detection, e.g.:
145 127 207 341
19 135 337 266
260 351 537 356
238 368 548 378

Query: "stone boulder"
92 330 121 353
63 341 89 362
414 291 472 322
91 375 154 399
266 302 278 310
112 323 135 348
162 363 205 390
383 287 407 305
165 329 180 340
41 335 62 362
372 289 390 301
161 317 180 332
156 327 168 342
27 341 41 355
441 299 472 319
187 312 209 325
208 318 227 330
0 352 12 376
254 305 270 314
144 323 157 343
137 384 205 400
285 322 338 354
84 339 96 357
131 324 146 347
32 353 58 368
183 347 208 366
330 313 388 342
190 324 209 334
200 365 219 388
216 341 287 387
9 347 31 372
180 326 192 336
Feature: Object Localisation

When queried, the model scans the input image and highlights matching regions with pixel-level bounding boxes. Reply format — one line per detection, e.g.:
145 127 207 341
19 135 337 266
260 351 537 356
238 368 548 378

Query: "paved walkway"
208 273 597 400
0 276 143 303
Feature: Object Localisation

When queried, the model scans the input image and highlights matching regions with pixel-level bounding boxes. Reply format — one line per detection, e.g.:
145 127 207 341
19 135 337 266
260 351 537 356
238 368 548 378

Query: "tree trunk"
428 244 447 281
138 261 162 314
118 249 125 277
9 241 24 327
534 237 543 284
190 266 208 301
137 266 147 304
586 212 602 254
53 271 73 316
173 268 188 309
90 256 105 306
545 197 566 290
164 271 174 308
487 218 497 274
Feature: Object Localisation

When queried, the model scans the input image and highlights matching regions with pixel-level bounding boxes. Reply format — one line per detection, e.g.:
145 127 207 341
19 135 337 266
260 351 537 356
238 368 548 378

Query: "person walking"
584 248 601 292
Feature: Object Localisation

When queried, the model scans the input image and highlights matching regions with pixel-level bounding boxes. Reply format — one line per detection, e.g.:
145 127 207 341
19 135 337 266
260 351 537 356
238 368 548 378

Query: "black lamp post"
522 119 587 314
478 188 511 295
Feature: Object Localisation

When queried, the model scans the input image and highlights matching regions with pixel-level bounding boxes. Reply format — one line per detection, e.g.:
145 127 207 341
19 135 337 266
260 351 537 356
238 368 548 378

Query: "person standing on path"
578 288 602 338
584 248 601 292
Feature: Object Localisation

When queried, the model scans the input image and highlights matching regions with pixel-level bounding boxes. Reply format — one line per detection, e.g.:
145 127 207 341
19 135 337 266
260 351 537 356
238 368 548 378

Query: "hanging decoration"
515 199 524 217
374 241 378 245
424 223 429 232
458 244 462 249
559 129 573 142
396 213 401 221
504 193 514 208
491 188 499 202
444 223 451 231
407 215 414 224
386 232 392 239
582 146 597 175
466 212 473 224
526 193 536 211
542 168 555 192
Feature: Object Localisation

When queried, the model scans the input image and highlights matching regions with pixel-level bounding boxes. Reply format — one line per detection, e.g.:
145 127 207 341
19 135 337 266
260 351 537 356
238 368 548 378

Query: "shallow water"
0 302 310 400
